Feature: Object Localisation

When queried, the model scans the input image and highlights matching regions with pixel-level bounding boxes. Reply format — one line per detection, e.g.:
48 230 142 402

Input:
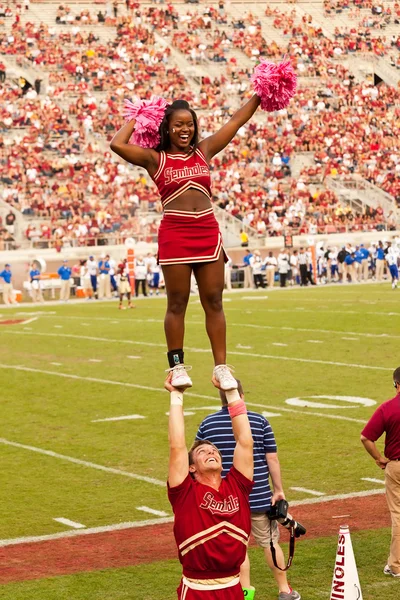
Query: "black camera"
267 499 306 538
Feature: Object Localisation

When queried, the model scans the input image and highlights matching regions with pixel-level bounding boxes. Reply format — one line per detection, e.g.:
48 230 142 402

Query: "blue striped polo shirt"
196 407 277 512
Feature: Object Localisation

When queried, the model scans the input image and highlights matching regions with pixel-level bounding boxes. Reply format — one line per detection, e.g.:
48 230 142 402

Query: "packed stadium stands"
0 0 399 252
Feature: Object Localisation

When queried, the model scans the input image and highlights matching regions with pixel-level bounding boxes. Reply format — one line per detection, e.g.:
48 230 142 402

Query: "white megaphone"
330 525 363 600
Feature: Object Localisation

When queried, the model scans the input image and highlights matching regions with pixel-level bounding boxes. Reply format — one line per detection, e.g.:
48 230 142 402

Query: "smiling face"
189 442 223 477
169 109 196 151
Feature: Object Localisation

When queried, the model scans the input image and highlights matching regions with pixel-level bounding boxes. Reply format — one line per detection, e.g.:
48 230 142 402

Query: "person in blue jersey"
195 381 300 600
385 242 399 290
57 260 72 301
376 241 386 282
0 263 17 305
359 243 370 281
353 245 363 282
242 249 254 289
98 254 112 299
343 251 356 283
29 263 44 303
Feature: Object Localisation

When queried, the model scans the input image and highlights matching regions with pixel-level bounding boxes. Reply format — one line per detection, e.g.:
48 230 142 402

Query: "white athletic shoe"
168 364 193 389
213 364 238 391
384 565 400 577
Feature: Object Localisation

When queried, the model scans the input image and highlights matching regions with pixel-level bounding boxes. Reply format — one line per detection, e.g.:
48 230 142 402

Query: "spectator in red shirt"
361 367 400 578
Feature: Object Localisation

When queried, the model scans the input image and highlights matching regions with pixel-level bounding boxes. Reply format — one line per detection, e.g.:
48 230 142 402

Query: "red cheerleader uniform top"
152 147 212 209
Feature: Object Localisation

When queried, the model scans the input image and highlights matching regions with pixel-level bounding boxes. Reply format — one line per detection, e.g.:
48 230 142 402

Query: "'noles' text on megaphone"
330 525 363 600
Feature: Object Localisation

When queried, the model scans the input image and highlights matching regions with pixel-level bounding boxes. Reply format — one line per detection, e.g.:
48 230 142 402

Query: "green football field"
0 284 399 599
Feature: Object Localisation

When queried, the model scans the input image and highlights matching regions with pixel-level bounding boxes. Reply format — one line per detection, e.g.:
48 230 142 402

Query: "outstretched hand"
164 372 185 393
211 375 221 389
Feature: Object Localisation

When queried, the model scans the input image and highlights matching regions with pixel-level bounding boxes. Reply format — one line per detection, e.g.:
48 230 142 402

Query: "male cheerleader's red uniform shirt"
152 148 212 209
167 467 253 580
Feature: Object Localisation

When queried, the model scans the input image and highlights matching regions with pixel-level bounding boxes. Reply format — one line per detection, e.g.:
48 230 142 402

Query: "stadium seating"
0 0 399 250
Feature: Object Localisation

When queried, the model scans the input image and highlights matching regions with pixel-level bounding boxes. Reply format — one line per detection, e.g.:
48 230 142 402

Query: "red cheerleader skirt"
158 208 227 266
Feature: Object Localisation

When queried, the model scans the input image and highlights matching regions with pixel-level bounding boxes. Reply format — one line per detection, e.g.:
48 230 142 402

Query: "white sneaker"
213 364 238 391
384 564 400 577
168 364 192 389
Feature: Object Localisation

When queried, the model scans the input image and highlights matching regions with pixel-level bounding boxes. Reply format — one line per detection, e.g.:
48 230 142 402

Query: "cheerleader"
110 63 296 390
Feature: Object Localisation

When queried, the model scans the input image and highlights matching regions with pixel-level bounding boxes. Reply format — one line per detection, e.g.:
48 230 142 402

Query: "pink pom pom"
123 96 169 148
251 59 297 112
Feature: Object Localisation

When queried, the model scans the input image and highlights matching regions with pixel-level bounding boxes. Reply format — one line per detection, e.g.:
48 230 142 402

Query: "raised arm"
109 120 159 173
199 94 261 161
221 387 253 481
165 374 189 487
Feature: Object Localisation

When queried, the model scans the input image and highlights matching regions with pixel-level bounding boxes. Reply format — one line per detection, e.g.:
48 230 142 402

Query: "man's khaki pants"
351 261 361 281
244 266 253 289
31 286 44 303
266 268 275 288
98 274 111 299
385 461 400 574
376 259 385 282
362 260 369 281
342 263 349 282
2 283 15 304
60 280 71 301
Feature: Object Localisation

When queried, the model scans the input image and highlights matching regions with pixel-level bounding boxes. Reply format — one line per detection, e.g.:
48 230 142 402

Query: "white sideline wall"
1 229 399 289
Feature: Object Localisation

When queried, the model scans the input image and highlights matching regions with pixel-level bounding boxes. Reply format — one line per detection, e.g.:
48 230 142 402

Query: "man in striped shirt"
196 382 300 600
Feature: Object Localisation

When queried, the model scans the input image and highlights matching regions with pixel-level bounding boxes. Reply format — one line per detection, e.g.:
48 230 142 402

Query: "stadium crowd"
0 1 399 249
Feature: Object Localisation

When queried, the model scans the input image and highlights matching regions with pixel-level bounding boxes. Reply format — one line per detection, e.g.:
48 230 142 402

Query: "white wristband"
170 391 183 406
226 389 241 404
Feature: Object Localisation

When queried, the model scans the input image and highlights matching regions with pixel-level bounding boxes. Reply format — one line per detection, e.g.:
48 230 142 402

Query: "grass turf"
0 529 396 600
0 284 398 596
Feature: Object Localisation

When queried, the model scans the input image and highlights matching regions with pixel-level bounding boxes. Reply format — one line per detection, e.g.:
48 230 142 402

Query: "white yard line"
306 340 324 344
225 308 400 317
53 518 86 529
0 517 174 547
361 477 385 485
49 362 62 366
0 364 369 424
0 363 218 402
290 487 326 496
291 487 385 506
3 331 393 372
246 402 367 424
272 343 288 347
0 437 164 487
11 314 400 342
92 415 146 423
22 317 38 326
136 506 168 517
0 488 385 548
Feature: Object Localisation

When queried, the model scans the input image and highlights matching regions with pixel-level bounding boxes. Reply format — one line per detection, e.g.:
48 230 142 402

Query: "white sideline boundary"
11 314 400 341
3 331 393 372
0 488 385 548
0 438 165 487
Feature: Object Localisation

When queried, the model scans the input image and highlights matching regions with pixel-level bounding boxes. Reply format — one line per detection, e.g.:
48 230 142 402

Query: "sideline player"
386 242 399 289
117 258 134 310
166 373 254 599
